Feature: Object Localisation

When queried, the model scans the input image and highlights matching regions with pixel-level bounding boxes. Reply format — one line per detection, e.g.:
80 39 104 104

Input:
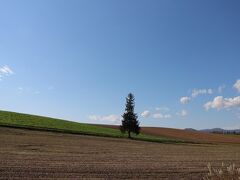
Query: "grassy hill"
0 110 182 143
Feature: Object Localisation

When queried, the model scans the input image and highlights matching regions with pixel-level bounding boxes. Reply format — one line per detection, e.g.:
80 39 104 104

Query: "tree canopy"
120 93 140 138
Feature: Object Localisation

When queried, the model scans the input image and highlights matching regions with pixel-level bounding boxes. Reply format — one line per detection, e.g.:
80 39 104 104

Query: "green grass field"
0 110 184 143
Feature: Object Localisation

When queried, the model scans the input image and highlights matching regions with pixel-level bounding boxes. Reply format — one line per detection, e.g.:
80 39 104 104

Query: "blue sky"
0 0 240 129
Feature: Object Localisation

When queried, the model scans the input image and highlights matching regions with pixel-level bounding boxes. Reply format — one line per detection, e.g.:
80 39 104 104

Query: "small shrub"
203 162 240 180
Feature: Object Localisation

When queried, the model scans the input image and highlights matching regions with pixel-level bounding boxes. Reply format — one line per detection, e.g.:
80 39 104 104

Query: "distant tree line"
212 130 240 135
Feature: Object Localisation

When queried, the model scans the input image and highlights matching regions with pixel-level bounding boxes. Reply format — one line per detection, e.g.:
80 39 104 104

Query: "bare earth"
0 127 240 179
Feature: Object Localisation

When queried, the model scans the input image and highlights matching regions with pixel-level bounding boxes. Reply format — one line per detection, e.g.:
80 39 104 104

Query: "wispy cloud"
141 108 173 119
152 113 172 119
0 65 14 75
191 88 213 98
218 85 226 94
233 79 240 93
17 87 40 95
0 65 14 80
177 110 188 117
180 88 213 105
88 114 121 125
155 107 170 112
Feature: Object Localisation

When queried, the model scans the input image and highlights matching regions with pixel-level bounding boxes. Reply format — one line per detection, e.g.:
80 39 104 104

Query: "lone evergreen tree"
120 93 140 138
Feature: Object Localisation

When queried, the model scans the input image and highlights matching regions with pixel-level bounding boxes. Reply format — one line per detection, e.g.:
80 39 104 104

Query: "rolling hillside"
1 110 239 144
0 110 180 143
0 110 120 137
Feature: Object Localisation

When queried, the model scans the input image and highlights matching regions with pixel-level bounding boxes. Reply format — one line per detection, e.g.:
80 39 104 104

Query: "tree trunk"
128 131 131 139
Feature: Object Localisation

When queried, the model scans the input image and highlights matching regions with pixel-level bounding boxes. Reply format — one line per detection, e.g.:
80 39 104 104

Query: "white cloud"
180 88 213 105
191 88 213 98
141 107 172 119
88 114 121 124
180 96 191 104
153 113 172 119
218 85 226 93
141 110 151 118
155 107 170 112
204 96 240 110
233 79 240 93
0 65 14 80
177 110 188 117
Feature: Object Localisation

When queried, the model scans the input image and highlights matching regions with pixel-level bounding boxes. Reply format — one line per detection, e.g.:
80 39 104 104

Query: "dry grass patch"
203 162 240 180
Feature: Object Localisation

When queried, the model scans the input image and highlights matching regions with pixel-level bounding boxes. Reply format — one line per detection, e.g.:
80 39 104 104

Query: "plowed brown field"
98 125 240 144
0 127 240 179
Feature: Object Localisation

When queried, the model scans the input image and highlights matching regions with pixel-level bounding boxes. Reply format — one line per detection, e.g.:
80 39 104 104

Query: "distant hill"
184 128 240 134
200 128 240 134
184 128 198 132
